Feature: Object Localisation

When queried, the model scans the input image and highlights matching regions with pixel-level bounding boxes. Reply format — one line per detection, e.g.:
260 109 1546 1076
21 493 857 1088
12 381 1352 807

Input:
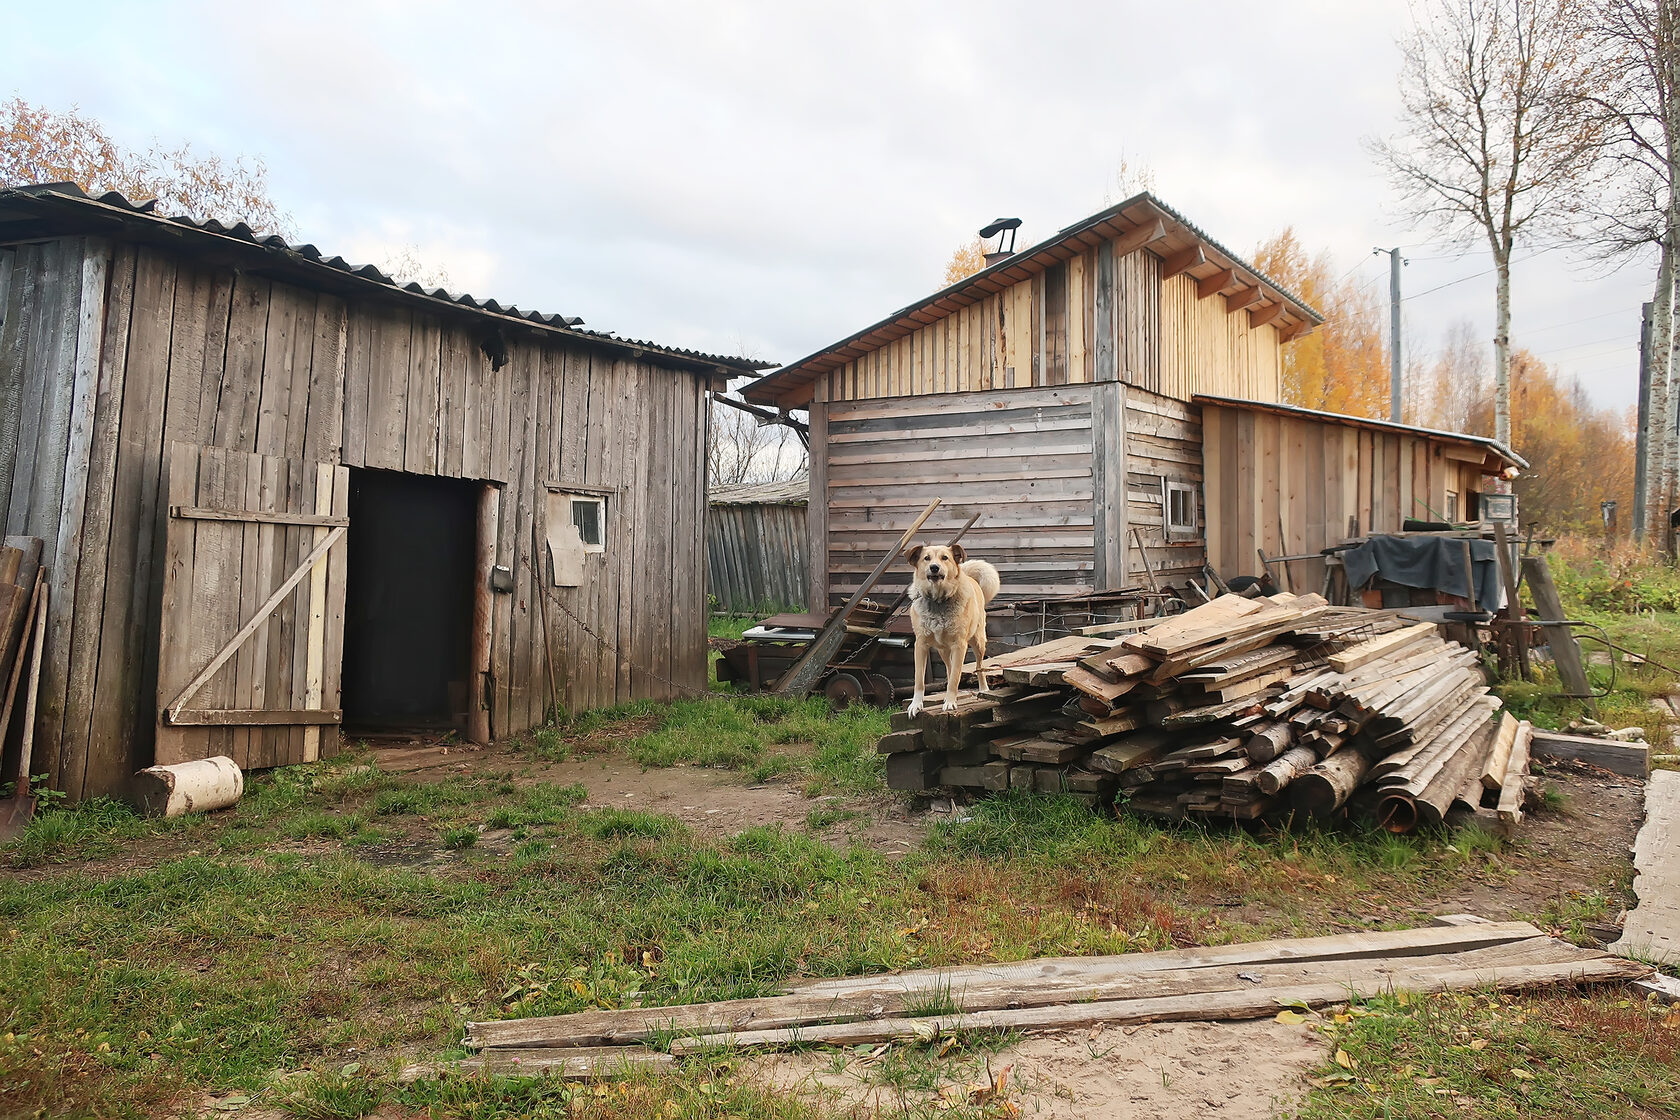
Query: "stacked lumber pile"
882 593 1536 834
459 919 1649 1073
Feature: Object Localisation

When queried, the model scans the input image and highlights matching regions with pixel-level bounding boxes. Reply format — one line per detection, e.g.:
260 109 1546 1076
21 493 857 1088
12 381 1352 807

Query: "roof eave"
0 185 771 377
1192 394 1529 471
741 191 1326 408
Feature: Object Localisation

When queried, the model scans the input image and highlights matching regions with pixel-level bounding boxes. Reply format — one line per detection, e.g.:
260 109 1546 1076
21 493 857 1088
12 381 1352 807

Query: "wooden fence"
707 482 808 614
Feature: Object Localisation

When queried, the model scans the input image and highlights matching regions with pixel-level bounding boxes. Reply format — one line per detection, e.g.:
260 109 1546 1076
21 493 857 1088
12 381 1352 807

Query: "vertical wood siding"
3 236 711 799
705 503 809 613
1201 404 1489 591
1158 275 1282 402
821 233 1279 407
823 386 1098 602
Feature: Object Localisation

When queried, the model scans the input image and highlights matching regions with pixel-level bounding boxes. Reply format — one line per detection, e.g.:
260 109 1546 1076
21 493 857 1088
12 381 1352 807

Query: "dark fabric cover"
1341 534 1505 610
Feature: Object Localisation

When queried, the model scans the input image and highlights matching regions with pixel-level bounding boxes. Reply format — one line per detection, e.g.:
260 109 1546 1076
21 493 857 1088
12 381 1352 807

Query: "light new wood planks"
1611 770 1680 966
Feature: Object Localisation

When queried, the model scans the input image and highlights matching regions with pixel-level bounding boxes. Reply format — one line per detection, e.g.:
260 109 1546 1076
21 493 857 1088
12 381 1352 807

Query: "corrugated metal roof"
708 478 809 506
741 191 1325 406
1193 394 1529 470
0 183 772 375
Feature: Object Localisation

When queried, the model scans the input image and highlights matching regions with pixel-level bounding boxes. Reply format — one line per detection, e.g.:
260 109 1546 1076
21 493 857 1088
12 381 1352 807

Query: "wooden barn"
0 183 765 799
742 192 1521 610
706 480 809 614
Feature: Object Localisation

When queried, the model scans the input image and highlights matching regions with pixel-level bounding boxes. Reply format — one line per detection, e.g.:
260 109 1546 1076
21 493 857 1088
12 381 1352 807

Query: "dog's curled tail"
961 559 1002 605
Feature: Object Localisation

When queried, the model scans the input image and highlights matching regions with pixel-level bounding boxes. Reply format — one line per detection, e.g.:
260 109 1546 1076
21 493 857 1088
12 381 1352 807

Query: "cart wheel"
865 673 897 707
825 672 864 710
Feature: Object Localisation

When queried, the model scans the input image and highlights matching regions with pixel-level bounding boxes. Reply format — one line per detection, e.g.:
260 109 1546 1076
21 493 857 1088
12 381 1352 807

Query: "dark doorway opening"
342 469 479 734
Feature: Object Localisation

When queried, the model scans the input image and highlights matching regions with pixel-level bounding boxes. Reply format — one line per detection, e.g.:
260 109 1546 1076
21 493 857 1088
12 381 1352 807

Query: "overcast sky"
8 0 1657 416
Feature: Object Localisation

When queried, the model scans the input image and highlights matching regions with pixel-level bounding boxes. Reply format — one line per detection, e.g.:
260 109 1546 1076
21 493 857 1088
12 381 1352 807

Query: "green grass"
1294 989 1680 1119
0 760 1542 1118
626 694 890 794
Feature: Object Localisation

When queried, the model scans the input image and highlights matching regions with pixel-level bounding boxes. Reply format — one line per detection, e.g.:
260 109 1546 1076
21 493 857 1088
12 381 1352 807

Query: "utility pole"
1634 301 1654 542
1376 247 1403 422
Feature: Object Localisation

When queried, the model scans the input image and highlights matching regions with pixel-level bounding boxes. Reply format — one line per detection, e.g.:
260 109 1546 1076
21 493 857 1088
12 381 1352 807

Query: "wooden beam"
1278 319 1312 342
1197 268 1236 300
171 505 348 528
166 708 343 726
1161 245 1205 281
1226 286 1263 313
1248 302 1287 329
1112 219 1168 258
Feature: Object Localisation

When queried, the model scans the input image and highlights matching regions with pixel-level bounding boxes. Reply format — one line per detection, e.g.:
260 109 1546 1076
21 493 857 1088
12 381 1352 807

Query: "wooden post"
469 484 497 745
1492 523 1529 680
1520 555 1592 702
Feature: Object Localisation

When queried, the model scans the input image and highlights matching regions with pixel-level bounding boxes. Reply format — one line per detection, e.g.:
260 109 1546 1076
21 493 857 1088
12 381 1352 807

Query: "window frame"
568 495 607 553
1163 478 1199 543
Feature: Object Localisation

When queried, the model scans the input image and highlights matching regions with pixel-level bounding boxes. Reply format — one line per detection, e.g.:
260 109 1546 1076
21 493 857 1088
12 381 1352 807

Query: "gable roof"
708 479 809 505
0 183 772 377
742 191 1324 408
1194 394 1528 471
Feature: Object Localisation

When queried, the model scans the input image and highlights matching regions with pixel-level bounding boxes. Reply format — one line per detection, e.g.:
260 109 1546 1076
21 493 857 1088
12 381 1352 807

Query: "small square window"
1164 479 1199 542
570 497 605 551
1445 491 1459 522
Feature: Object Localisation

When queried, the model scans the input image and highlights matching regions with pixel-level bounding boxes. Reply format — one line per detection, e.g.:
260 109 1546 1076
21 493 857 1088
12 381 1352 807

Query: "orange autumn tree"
1459 349 1635 535
1253 229 1391 418
942 237 989 286
0 97 290 236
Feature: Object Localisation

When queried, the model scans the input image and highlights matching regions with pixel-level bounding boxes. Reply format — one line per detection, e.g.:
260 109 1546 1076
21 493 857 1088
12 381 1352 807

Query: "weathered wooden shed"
741 192 1522 611
1197 396 1524 591
0 183 765 799
741 192 1324 606
706 480 809 614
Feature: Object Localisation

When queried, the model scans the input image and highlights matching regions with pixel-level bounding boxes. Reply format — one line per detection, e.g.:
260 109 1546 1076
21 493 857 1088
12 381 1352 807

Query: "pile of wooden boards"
457 919 1650 1074
0 538 48 794
880 592 1537 834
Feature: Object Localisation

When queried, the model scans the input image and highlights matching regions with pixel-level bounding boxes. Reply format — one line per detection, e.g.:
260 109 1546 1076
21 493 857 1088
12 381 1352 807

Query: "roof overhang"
1193 394 1528 473
742 192 1325 409
0 184 772 378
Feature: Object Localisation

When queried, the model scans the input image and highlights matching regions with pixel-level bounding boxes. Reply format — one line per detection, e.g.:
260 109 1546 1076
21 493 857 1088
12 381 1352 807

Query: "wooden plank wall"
1201 404 1485 592
4 235 711 799
823 385 1097 602
1123 388 1206 586
1159 275 1282 403
706 502 808 614
821 235 1280 408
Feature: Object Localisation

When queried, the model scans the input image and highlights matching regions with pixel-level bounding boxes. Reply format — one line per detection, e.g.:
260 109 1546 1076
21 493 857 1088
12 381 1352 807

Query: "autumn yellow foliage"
1253 228 1391 419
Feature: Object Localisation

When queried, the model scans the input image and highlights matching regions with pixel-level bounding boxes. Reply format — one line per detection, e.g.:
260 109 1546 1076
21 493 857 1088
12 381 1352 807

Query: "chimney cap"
978 217 1022 239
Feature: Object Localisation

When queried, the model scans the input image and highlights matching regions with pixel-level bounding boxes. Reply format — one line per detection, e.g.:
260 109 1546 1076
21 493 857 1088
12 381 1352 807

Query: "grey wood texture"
2 234 713 797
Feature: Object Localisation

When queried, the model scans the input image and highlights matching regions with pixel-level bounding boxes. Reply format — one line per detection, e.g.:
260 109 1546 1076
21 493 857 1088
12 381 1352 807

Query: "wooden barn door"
156 442 349 770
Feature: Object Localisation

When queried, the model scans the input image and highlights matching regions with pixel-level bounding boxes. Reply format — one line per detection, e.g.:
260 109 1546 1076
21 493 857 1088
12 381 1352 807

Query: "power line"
1400 243 1570 303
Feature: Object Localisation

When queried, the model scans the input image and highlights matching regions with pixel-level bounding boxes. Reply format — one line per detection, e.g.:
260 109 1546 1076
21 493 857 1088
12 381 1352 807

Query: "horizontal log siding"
824 386 1097 602
4 235 710 799
706 502 808 614
1201 404 1486 592
1123 388 1206 586
1159 274 1281 403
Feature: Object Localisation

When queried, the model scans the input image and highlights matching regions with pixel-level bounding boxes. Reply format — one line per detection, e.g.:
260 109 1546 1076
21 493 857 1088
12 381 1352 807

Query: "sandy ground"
745 1019 1328 1119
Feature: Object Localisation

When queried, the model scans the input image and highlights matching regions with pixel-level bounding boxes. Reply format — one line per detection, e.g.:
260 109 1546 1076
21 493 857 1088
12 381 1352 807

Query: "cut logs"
881 594 1534 835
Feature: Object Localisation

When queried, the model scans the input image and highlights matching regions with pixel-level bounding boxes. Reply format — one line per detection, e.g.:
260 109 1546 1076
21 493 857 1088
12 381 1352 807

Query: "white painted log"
130 756 244 817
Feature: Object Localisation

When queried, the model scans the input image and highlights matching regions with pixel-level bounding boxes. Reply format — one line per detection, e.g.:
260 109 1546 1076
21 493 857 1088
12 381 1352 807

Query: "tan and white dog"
904 543 1001 717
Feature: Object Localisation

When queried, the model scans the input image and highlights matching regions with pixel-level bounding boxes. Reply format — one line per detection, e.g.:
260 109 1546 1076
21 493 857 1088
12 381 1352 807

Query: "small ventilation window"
571 497 605 551
1164 479 1199 542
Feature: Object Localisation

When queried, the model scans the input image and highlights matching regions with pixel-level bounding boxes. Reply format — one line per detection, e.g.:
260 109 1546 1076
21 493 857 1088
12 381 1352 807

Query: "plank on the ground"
1610 769 1680 967
668 952 1648 1053
1529 730 1650 779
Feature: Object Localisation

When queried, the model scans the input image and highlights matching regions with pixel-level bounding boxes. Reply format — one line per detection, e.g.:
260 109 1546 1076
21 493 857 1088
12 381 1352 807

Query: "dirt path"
746 1019 1327 1118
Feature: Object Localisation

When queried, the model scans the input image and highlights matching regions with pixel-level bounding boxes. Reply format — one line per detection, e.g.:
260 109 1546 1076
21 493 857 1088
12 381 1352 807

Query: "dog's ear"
950 543 967 564
903 544 923 566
